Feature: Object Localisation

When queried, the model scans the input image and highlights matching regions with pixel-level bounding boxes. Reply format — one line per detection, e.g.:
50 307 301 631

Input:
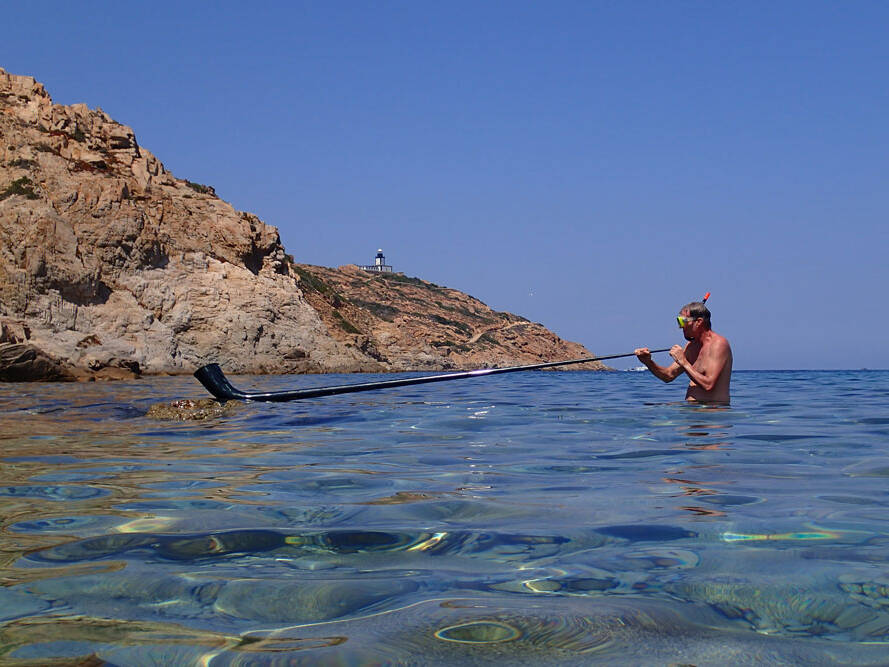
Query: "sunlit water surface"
2 370 889 665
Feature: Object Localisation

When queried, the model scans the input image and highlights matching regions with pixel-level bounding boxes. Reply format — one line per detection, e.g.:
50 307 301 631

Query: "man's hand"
669 344 686 366
635 347 652 363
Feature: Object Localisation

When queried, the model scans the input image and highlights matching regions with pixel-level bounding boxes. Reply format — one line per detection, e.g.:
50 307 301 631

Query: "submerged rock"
145 398 235 420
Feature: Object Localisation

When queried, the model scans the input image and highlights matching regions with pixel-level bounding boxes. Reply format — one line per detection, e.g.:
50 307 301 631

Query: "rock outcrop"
292 264 603 371
0 68 604 380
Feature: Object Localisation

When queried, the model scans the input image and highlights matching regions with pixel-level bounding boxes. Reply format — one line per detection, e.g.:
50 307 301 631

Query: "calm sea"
1 370 889 665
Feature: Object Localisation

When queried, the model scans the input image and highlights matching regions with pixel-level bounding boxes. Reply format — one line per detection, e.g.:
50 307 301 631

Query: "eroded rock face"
0 68 602 380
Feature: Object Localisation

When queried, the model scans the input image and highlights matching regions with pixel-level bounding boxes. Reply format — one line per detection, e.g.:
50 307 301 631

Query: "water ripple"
2 370 889 661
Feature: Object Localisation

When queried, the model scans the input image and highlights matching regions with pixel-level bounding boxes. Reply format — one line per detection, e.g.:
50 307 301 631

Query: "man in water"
635 301 732 403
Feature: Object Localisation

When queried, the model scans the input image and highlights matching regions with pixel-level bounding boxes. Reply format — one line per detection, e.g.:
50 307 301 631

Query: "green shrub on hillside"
185 181 215 195
380 273 444 289
333 310 361 334
0 176 39 201
293 266 333 295
6 158 36 169
477 332 503 347
430 314 472 334
351 299 400 321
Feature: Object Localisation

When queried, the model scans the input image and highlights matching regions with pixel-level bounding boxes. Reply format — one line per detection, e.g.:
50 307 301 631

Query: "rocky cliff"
0 68 604 380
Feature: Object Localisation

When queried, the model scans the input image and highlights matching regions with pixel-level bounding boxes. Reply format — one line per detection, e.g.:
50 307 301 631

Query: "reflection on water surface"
2 370 889 664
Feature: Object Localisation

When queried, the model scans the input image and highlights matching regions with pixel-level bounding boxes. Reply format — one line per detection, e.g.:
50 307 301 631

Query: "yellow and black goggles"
677 316 698 328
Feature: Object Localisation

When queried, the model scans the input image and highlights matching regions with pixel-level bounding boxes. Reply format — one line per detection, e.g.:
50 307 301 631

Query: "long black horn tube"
193 348 670 403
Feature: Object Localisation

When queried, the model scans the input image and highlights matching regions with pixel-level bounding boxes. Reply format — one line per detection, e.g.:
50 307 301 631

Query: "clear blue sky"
4 1 888 369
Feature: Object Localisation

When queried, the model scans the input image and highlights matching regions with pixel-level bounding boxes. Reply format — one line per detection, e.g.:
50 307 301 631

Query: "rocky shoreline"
0 68 604 381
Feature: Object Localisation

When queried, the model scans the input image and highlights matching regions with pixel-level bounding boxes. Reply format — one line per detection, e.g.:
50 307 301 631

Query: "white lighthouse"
359 249 393 273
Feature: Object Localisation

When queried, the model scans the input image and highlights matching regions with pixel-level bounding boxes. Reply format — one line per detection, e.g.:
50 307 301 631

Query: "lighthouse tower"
360 249 393 273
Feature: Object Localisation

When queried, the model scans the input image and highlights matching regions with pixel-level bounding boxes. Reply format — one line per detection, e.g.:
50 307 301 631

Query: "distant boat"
627 366 647 372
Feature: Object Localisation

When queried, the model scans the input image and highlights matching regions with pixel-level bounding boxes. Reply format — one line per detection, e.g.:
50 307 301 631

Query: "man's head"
678 301 711 340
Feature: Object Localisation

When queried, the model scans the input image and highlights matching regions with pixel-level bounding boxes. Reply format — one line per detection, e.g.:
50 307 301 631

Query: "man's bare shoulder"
706 333 732 362
708 331 731 349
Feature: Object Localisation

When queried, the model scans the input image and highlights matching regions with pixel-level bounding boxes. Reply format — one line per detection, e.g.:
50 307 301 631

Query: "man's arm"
669 340 729 391
635 347 684 383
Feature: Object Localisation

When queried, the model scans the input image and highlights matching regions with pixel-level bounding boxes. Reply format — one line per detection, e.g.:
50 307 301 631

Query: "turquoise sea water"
1 370 889 664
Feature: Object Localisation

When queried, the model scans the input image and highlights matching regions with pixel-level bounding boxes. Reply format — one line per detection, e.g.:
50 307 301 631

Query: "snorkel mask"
677 292 710 328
